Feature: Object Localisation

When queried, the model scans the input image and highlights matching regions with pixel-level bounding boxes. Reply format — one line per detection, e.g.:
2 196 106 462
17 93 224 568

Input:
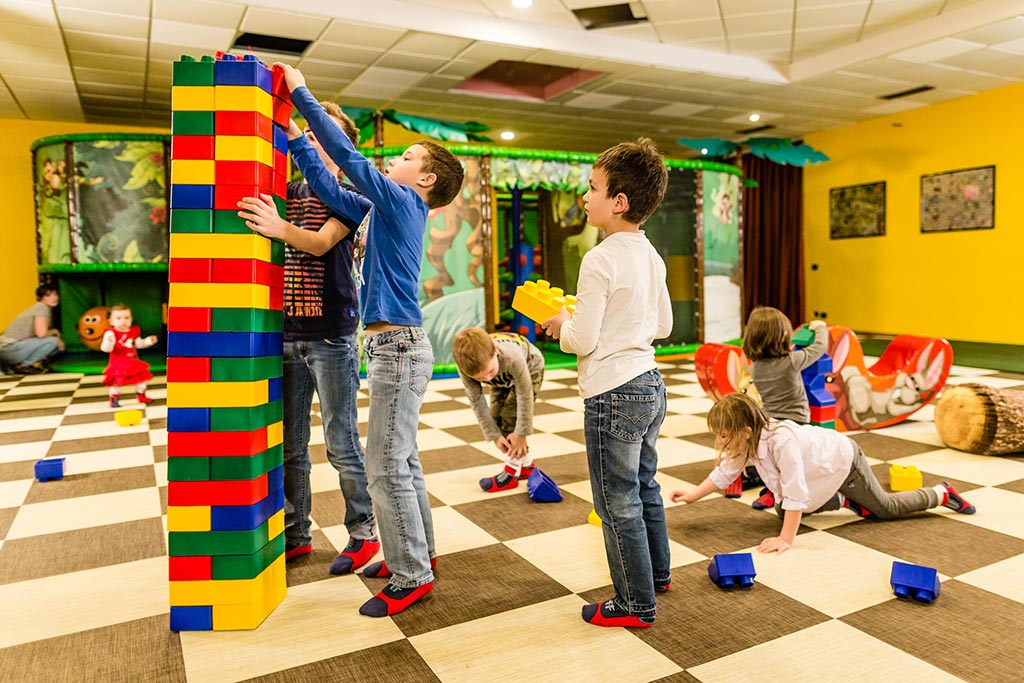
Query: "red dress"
102 325 153 387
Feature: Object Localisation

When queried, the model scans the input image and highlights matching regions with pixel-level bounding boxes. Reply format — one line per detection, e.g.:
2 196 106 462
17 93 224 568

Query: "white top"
559 231 672 399
709 421 857 511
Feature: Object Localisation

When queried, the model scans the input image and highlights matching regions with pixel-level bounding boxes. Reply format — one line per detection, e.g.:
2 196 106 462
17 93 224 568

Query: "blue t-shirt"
288 86 428 327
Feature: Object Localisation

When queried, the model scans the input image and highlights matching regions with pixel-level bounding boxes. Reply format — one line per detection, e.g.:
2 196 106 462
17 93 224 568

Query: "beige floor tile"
63 444 156 475
665 395 715 414
559 479 594 504
0 397 70 412
873 420 945 447
0 556 167 647
895 449 1024 486
3 382 79 396
179 576 406 683
153 460 167 487
416 428 471 451
523 432 588 457
149 427 167 447
955 553 1024 604
657 413 712 437
71 385 112 398
0 440 51 465
654 437 717 468
947 365 997 377
51 418 150 442
0 478 33 509
531 411 584 434
689 620 966 683
938 486 1024 539
543 396 588 411
417 408 484 429
410 594 682 683
6 487 161 539
430 505 500 556
62 401 117 416
146 404 167 420
0 414 63 431
542 369 579 382
665 382 711 398
426 377 469 391
425 464 526 505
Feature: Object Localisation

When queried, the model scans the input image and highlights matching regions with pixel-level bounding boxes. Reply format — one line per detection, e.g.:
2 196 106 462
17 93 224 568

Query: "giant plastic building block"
34 458 66 482
527 468 562 502
511 280 576 324
889 464 923 491
708 553 756 589
890 561 940 603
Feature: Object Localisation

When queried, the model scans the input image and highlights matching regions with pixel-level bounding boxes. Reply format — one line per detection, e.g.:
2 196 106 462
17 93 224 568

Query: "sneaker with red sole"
329 537 381 575
285 543 312 560
359 582 433 617
843 498 875 518
654 580 670 593
941 482 976 514
582 599 654 628
363 555 437 579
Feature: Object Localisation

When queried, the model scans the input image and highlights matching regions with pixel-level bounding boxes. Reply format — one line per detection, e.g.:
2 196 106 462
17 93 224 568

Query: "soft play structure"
695 325 953 431
934 384 1024 455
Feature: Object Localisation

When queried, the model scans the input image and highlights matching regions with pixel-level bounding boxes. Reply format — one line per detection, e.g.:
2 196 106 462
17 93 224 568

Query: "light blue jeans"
282 335 374 547
363 327 435 589
584 369 670 619
1 336 60 370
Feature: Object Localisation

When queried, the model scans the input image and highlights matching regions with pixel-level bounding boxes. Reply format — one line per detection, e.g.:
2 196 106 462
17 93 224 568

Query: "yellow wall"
803 82 1024 345
1 118 167 327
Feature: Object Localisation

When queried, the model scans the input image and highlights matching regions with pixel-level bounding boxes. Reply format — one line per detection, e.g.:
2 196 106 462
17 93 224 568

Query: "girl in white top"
671 393 976 553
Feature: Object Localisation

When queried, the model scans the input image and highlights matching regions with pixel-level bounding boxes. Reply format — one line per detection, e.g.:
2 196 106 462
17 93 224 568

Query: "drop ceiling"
1 0 1023 153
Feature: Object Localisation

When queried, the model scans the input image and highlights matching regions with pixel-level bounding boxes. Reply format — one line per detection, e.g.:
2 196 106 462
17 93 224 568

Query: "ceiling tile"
642 0 720 23
792 26 860 55
56 7 149 37
297 59 366 80
63 29 147 56
77 81 143 97
152 0 244 28
860 98 927 114
2 62 74 80
990 35 1024 56
375 52 450 73
649 101 714 118
304 42 385 65
863 0 943 30
889 37 985 63
956 17 1024 46
319 21 407 47
2 0 57 26
240 8 329 41
726 12 794 36
75 66 144 85
795 3 868 29
720 0 793 14
149 19 234 50
69 50 144 70
651 18 724 44
57 0 149 17
562 92 630 109
390 32 473 58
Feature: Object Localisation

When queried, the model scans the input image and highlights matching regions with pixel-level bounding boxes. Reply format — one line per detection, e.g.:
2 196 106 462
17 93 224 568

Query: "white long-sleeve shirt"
559 231 672 399
708 421 857 511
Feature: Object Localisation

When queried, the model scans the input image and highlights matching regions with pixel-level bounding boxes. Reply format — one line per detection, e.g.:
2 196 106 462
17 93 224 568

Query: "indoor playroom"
1 2 1023 682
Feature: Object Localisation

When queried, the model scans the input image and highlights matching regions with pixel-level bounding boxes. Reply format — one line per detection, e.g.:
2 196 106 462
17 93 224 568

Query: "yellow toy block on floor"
889 464 923 491
512 280 576 324
114 410 143 427
588 509 602 527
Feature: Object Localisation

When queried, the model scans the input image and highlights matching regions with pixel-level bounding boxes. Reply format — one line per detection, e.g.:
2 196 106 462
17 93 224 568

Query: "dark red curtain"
741 154 804 325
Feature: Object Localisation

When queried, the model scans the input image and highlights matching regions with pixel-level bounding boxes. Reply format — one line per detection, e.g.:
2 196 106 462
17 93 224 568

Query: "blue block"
708 553 756 589
34 457 66 482
801 354 834 379
170 605 213 631
273 125 288 154
527 468 562 502
890 561 940 603
210 485 284 531
267 464 283 492
167 332 284 358
214 54 272 92
167 408 211 433
170 184 214 210
268 376 282 403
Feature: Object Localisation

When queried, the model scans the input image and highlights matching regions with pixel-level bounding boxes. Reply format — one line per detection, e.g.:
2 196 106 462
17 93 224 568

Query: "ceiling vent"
231 32 311 57
879 85 934 100
573 3 648 30
452 60 604 102
737 124 776 134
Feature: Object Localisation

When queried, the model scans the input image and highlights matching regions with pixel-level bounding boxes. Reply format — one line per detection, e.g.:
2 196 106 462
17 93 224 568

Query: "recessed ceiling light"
700 148 708 155
512 0 533 8
501 131 516 140
748 113 760 122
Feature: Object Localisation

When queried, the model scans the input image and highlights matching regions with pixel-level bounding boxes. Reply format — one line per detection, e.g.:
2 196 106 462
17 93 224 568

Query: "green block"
172 111 214 136
270 239 285 265
812 420 836 430
792 324 814 347
210 401 283 431
173 55 215 86
214 209 254 234
212 533 285 580
212 308 283 333
168 516 271 556
272 195 286 216
167 456 210 482
209 445 283 480
170 209 214 234
210 356 282 382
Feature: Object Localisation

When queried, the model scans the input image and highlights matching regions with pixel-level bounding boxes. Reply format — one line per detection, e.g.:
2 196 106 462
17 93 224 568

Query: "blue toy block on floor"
527 468 562 502
170 605 213 631
708 553 756 589
34 457 66 482
890 561 940 603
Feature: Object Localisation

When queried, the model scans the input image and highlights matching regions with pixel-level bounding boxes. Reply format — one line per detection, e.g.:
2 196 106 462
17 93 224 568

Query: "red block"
215 184 273 211
272 98 292 128
169 556 212 581
273 149 288 177
172 135 215 161
212 259 276 286
168 258 213 283
269 263 284 289
271 66 290 100
168 426 269 458
215 111 273 139
269 286 283 311
166 356 212 382
215 160 273 188
167 307 212 333
273 172 287 199
810 404 837 423
167 474 269 506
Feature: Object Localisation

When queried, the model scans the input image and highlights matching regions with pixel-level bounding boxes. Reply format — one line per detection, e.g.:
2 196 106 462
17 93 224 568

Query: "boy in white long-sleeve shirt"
544 138 672 629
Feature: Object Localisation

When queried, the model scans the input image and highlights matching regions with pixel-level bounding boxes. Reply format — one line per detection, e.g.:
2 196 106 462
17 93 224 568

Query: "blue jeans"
363 327 435 589
584 369 670 618
1 336 60 369
282 335 374 547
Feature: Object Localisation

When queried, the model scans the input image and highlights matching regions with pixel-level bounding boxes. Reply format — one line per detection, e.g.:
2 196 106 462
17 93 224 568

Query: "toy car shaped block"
512 280 576 324
708 553 756 589
889 464 923 491
526 468 562 502
34 457 66 482
890 561 940 603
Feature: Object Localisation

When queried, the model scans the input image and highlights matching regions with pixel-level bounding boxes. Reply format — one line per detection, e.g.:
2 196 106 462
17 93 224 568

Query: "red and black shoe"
941 482 976 514
479 470 519 492
751 488 775 510
136 392 153 404
329 537 381 575
362 555 437 579
582 599 654 628
109 395 121 408
654 580 671 593
359 582 434 617
843 498 875 518
285 543 312 560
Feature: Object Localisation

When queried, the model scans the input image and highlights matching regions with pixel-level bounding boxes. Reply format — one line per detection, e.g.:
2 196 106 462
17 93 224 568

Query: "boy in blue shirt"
241 63 464 617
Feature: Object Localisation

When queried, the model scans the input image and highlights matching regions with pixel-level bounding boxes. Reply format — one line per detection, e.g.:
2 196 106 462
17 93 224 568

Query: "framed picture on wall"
829 181 886 239
920 165 995 233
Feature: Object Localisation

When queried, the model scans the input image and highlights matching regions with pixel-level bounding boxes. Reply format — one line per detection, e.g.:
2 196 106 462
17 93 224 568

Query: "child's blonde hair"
707 392 768 468
108 303 131 317
742 306 793 360
451 327 495 375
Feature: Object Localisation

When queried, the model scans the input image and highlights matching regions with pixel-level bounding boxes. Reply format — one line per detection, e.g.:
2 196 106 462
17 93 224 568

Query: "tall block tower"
166 53 292 631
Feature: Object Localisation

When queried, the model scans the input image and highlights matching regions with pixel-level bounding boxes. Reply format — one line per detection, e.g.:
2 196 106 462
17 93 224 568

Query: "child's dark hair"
415 140 465 209
593 137 668 225
707 392 768 468
742 306 793 360
451 327 494 375
35 284 57 299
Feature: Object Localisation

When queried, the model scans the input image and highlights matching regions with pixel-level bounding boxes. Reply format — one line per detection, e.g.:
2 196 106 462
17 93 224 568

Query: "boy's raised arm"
288 135 371 224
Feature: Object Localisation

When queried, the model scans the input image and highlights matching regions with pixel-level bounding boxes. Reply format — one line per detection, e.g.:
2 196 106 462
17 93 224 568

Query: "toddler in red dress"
101 304 158 408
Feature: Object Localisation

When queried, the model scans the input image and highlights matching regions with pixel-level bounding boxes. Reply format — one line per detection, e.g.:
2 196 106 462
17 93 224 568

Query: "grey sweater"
749 326 828 423
460 333 544 440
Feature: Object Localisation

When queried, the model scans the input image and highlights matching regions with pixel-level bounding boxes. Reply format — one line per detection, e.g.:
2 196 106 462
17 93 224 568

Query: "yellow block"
172 85 215 111
266 421 283 449
214 85 273 117
169 282 271 310
889 464 923 491
267 509 284 540
171 159 216 185
588 509 602 527
169 233 271 261
511 279 576 324
215 136 273 166
212 563 287 630
167 380 269 408
170 555 284 606
167 505 212 532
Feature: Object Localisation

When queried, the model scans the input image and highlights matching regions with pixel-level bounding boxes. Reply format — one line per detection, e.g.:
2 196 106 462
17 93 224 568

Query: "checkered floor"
1 359 1023 683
